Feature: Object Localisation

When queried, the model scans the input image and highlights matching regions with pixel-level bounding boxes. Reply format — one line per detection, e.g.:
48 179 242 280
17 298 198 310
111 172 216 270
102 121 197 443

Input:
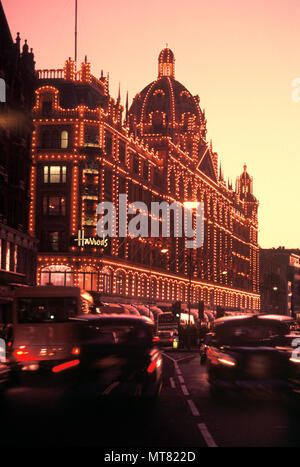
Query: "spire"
117 82 121 105
22 39 29 54
125 90 129 125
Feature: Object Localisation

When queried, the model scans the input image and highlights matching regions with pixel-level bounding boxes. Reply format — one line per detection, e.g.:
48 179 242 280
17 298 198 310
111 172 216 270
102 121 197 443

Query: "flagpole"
75 0 78 62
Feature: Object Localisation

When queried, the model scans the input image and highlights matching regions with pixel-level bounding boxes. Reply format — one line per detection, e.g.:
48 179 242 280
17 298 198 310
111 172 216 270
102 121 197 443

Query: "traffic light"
198 301 205 321
172 301 181 320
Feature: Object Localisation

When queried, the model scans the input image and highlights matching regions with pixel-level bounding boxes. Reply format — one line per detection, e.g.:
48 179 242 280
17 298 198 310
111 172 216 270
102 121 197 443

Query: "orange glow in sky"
3 0 300 248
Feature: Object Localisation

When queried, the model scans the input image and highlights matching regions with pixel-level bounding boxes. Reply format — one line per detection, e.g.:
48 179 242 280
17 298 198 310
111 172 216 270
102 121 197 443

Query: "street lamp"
148 247 169 303
183 201 200 327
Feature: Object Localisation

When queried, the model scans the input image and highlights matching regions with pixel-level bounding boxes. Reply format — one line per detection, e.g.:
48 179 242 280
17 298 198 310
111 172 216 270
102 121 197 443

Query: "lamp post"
148 247 169 304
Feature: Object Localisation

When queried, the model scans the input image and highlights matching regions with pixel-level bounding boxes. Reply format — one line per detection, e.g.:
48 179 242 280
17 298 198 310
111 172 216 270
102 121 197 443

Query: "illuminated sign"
72 230 109 248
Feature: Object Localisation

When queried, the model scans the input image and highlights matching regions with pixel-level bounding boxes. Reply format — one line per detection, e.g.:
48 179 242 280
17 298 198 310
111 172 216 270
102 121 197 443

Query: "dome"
128 48 206 140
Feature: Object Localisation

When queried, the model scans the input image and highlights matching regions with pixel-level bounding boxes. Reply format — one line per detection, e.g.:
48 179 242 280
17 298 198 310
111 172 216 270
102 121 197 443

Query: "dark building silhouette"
0 1 37 317
260 247 300 317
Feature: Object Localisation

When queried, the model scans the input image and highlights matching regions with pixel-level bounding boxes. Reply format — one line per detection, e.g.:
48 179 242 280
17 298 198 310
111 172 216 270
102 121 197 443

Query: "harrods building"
29 48 260 311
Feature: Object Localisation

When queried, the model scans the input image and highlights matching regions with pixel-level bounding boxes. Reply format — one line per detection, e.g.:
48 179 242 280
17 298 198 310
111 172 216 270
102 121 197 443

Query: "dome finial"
158 46 175 78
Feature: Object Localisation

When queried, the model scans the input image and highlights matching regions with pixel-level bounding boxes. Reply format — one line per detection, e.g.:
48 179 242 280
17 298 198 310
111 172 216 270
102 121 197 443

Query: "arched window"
115 270 125 296
78 266 98 292
40 265 73 286
101 267 112 294
61 130 69 149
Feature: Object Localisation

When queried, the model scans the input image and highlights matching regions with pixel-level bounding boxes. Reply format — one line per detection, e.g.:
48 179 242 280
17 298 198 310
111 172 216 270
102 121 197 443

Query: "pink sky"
3 0 300 248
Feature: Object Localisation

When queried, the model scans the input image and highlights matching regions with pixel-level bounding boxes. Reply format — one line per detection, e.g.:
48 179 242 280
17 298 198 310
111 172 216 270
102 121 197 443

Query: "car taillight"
218 355 236 367
13 346 31 362
147 358 162 373
153 337 160 342
72 347 80 356
52 360 80 373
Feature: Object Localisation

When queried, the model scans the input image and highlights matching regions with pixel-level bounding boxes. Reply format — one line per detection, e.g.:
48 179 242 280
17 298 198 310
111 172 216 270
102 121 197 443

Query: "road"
1 348 300 448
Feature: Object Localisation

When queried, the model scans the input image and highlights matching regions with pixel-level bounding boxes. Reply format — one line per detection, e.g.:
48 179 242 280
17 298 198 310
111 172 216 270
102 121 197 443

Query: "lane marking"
162 353 177 363
181 384 190 396
187 399 200 417
102 381 120 395
169 377 176 388
198 423 218 447
176 355 196 363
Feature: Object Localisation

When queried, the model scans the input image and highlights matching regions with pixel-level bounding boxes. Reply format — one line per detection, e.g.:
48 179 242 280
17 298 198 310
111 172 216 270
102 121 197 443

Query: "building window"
115 271 125 295
119 140 126 164
84 126 99 147
43 166 67 183
133 154 139 175
78 268 98 292
101 267 112 294
40 265 73 286
43 197 66 216
13 245 18 272
42 101 52 116
143 162 148 180
105 131 113 156
154 167 162 187
5 242 10 271
60 130 69 149
41 129 51 148
49 232 59 251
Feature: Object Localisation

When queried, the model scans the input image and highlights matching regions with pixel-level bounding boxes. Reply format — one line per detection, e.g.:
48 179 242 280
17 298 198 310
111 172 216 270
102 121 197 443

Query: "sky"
3 0 300 249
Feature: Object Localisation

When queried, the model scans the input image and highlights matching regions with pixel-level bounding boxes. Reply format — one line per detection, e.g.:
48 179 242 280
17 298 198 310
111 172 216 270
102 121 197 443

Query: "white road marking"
181 384 190 396
169 377 176 388
187 399 200 417
163 351 219 448
198 423 218 447
102 381 120 395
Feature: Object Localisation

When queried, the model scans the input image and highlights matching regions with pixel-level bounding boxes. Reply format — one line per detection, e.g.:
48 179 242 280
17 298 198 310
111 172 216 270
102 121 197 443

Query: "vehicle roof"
13 286 85 297
214 313 295 326
71 313 154 325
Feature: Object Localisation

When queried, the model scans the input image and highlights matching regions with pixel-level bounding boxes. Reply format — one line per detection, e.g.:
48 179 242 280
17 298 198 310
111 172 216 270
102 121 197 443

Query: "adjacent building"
29 48 260 311
0 1 37 319
260 247 300 318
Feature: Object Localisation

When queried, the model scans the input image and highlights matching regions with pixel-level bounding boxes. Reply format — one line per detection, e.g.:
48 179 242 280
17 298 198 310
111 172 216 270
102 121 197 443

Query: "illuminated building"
30 48 260 311
0 1 37 315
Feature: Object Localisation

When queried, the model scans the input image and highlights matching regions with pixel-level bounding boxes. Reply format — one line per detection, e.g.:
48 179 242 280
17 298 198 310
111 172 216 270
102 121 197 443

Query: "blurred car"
71 314 163 403
8 314 162 404
134 305 154 321
154 329 177 347
203 314 300 398
120 304 140 316
0 340 10 397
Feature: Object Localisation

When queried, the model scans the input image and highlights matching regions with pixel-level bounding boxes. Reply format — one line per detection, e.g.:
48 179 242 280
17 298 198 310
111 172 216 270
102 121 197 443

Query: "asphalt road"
1 348 300 449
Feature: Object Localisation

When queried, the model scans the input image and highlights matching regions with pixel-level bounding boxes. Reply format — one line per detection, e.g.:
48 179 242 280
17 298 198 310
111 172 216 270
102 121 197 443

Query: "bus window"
17 297 78 323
